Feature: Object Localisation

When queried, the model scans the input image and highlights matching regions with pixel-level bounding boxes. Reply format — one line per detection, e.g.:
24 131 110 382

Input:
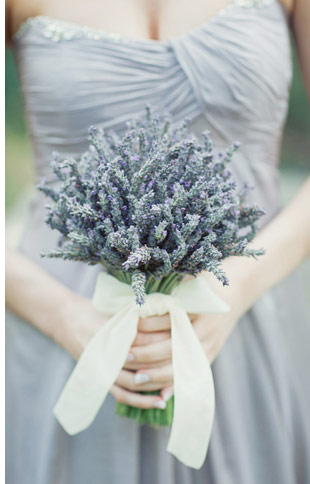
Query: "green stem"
115 393 175 427
109 270 184 427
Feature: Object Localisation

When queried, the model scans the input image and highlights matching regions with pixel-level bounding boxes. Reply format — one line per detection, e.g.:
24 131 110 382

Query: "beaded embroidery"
219 0 275 14
14 0 276 43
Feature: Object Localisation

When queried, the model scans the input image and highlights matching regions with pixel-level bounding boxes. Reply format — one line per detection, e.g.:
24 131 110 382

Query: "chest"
14 0 291 42
13 0 292 149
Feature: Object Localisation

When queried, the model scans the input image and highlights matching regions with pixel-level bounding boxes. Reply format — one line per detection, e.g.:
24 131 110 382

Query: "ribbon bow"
53 272 229 469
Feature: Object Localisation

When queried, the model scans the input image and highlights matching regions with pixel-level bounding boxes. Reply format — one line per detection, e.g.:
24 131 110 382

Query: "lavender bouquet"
38 105 265 427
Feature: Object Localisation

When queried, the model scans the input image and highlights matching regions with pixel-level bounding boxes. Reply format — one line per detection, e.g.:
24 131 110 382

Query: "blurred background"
5 37 310 299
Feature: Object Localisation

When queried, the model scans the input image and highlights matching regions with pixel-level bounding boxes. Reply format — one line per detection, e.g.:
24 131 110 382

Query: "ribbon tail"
53 302 139 435
167 305 215 469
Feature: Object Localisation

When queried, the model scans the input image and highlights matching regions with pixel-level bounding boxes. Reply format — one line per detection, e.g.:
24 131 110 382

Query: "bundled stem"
113 271 182 426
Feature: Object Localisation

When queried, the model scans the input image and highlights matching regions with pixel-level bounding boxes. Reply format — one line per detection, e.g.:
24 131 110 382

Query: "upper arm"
291 0 310 101
5 0 42 46
5 0 13 46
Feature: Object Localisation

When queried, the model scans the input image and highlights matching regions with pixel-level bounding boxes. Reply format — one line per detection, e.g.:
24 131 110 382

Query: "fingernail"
127 352 134 361
163 390 174 402
134 373 150 384
153 400 166 409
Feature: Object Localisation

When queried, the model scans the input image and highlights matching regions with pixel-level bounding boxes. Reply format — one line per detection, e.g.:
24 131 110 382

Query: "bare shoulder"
283 0 310 18
290 0 310 35
5 0 13 44
279 0 295 16
6 0 42 43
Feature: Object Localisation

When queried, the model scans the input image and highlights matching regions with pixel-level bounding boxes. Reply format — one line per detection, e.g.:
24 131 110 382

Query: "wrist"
218 255 263 317
54 291 110 360
52 291 86 356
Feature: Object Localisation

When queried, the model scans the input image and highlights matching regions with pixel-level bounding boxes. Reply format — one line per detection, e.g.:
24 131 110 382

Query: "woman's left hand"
119 258 249 402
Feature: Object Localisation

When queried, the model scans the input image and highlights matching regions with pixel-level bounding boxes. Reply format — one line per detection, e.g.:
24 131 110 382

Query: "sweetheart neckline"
12 0 288 47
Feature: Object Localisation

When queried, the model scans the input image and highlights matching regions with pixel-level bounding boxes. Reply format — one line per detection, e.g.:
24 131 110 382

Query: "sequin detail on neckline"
13 0 276 44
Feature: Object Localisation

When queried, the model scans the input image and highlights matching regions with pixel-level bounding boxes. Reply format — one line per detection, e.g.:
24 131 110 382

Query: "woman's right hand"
61 297 170 409
5 245 169 410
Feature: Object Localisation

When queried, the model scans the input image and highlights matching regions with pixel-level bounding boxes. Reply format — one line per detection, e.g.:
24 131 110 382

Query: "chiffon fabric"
6 1 310 483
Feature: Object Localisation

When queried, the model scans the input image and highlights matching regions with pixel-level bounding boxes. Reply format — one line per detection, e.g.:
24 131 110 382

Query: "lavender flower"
38 104 265 305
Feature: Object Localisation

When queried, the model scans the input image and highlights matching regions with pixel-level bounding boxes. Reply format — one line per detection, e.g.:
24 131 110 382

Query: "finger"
110 384 166 409
131 330 171 347
160 385 174 403
138 314 171 332
115 369 166 392
128 338 172 364
134 364 173 386
123 358 172 371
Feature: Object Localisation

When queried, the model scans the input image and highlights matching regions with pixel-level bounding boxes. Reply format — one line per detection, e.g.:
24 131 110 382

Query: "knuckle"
161 330 171 340
135 332 148 345
114 391 126 404
140 349 152 362
150 369 162 382
128 379 137 392
120 371 136 391
127 393 138 407
163 314 171 326
134 347 151 362
155 369 172 383
138 318 151 332
161 372 172 383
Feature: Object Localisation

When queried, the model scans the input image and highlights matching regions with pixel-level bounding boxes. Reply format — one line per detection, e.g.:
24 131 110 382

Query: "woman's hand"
109 177 310 409
188 268 247 364
110 314 173 409
59 294 172 409
112 260 250 408
63 294 175 409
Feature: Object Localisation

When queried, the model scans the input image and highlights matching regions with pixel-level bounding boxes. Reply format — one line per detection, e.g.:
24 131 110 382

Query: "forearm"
209 177 310 313
5 246 81 348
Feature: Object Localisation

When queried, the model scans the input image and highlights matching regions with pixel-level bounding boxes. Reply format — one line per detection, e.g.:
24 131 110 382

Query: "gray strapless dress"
6 1 310 483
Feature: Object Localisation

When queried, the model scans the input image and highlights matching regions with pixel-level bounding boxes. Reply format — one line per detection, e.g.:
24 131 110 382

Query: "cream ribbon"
53 272 230 469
